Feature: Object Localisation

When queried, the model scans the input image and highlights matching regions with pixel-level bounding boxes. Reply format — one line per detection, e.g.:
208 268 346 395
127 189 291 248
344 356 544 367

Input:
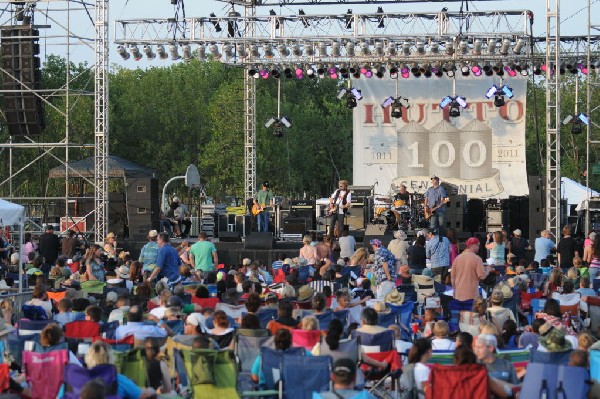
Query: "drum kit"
373 193 429 231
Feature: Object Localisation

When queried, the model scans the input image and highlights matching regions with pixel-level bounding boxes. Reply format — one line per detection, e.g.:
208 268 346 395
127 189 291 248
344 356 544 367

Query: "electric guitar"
326 202 339 217
424 197 449 220
252 204 268 216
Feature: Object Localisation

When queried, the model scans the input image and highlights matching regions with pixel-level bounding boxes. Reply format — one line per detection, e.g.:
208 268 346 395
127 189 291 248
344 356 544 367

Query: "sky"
28 0 598 69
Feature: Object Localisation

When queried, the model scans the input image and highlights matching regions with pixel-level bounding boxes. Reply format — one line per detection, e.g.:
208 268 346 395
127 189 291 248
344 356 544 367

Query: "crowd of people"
0 222 599 398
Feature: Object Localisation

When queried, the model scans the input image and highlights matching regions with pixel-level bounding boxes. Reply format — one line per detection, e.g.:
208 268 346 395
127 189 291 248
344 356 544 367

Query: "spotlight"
472 39 483 56
579 113 589 125
329 66 338 79
306 67 315 78
382 97 410 119
439 96 453 109
182 44 193 60
209 13 222 32
362 67 373 78
197 44 207 60
344 9 353 29
499 38 510 55
445 41 454 55
250 45 260 58
459 40 468 55
235 43 247 58
169 44 181 60
117 45 130 60
278 44 290 57
332 41 341 57
299 9 310 28
304 42 315 56
375 66 386 78
494 95 505 107
411 64 421 78
483 62 493 76
263 44 274 58
295 66 304 79
416 41 425 55
347 97 357 109
461 64 470 76
127 45 140 61
423 67 432 78
440 96 467 117
271 67 281 79
346 42 355 57
449 102 461 117
485 85 499 99
402 41 411 56
157 45 168 60
248 66 258 78
501 85 514 98
389 66 398 79
273 122 284 137
227 10 240 38
430 42 440 54
143 45 156 60
317 64 326 78
259 67 270 79
338 87 362 109
376 7 385 29
571 120 583 134
266 117 291 137
504 65 517 77
487 38 497 55
387 43 397 56
284 67 294 78
318 42 328 57
292 44 302 57
401 66 410 79
445 68 455 78
209 44 221 59
361 41 370 56
471 65 482 76
374 42 384 56
513 38 525 54
340 64 349 78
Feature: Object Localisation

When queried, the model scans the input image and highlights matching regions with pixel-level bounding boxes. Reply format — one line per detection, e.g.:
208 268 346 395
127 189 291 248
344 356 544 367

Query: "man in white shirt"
338 229 356 259
551 280 581 306
115 305 171 340
329 180 352 238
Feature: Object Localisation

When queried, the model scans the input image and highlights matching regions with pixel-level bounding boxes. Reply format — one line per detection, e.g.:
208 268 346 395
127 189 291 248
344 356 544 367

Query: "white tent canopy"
0 198 25 226
559 177 600 212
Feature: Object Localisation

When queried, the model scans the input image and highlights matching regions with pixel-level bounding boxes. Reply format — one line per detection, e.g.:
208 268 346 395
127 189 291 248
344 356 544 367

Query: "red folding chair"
23 350 68 399
273 269 286 283
520 291 543 311
191 297 219 309
64 320 101 339
291 329 322 350
267 320 295 336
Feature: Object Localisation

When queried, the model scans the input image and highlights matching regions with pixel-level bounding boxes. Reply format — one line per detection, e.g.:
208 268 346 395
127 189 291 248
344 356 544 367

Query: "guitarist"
328 180 352 238
254 181 274 232
424 176 448 235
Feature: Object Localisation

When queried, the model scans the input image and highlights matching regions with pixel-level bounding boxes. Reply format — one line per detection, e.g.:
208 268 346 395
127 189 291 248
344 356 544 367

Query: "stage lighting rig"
209 13 222 32
440 96 467 117
338 87 363 109
485 84 514 108
382 97 410 119
265 116 291 137
563 113 589 135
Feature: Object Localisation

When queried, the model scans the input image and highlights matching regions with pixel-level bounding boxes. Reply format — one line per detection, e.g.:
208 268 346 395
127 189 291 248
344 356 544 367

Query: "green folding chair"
181 348 239 399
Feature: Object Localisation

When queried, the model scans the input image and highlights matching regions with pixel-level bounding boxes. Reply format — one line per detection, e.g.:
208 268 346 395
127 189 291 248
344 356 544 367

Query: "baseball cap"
333 358 356 376
148 230 158 238
242 258 252 266
106 291 118 303
167 295 183 308
186 312 207 329
466 237 480 247
513 229 522 236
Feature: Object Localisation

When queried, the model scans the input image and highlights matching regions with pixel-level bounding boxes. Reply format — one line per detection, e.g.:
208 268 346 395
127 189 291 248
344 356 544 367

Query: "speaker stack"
288 200 315 231
348 186 373 231
528 176 545 241
126 178 160 240
465 199 485 233
445 194 466 233
1 26 44 136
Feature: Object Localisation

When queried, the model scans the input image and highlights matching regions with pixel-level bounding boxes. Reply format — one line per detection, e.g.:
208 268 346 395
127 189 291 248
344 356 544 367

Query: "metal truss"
94 0 109 241
244 4 257 203
585 0 599 235
0 1 104 238
217 0 503 6
546 0 561 240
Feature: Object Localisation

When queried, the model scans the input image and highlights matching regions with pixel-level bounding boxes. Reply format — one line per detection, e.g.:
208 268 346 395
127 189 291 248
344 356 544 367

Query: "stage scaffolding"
0 0 108 241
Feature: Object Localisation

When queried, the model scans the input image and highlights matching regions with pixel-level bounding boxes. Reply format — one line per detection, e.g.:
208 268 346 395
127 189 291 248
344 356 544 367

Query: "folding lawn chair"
181 349 239 399
376 312 398 328
17 319 53 336
448 299 474 332
521 363 589 399
22 349 68 399
21 305 48 320
256 308 277 329
425 364 490 399
242 346 305 398
388 301 414 340
234 329 271 392
7 333 40 366
113 347 148 387
191 297 220 309
63 363 120 399
64 320 101 355
520 291 544 324
496 347 530 375
292 329 321 350
530 348 572 365
216 303 247 319
427 350 455 366
529 273 547 291
282 354 332 399
353 330 395 354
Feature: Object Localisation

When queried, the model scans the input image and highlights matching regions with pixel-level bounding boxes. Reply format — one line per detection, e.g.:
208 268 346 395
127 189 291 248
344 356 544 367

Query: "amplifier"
349 186 373 199
283 217 307 234
290 200 315 208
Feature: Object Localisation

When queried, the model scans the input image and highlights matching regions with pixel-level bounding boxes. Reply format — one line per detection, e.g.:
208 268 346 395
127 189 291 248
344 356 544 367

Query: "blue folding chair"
256 308 278 329
282 354 332 399
314 312 335 331
530 299 546 319
18 319 54 336
593 278 600 293
376 312 397 328
352 330 395 353
502 291 520 324
166 319 185 335
530 348 572 365
388 301 414 340
396 285 417 303
590 350 600 381
260 346 305 393
7 333 40 366
332 310 349 326
529 273 547 291
448 299 473 332
22 305 48 320
101 321 120 340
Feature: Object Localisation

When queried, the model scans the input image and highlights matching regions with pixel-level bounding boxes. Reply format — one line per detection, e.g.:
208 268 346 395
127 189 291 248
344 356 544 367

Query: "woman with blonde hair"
103 232 117 260
431 320 455 350
84 340 156 398
544 268 563 296
83 244 105 281
300 316 319 331
299 234 318 267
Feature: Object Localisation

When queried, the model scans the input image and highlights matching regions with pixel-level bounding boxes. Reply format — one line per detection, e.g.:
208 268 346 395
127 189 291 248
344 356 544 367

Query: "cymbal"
375 197 392 202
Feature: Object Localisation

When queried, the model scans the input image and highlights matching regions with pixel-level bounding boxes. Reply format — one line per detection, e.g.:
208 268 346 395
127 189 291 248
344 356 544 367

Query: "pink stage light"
329 67 338 79
364 69 373 78
471 65 482 76
295 68 304 79
401 67 410 79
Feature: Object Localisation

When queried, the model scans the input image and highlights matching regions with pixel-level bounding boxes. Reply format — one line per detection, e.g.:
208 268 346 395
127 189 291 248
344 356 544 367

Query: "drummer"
392 184 410 223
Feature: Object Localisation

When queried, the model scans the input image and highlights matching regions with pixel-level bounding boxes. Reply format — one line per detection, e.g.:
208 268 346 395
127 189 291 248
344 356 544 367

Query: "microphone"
375 179 379 186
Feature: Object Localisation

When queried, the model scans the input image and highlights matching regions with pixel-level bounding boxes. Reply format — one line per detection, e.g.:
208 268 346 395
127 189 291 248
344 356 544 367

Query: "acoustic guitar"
252 204 268 216
424 197 449 220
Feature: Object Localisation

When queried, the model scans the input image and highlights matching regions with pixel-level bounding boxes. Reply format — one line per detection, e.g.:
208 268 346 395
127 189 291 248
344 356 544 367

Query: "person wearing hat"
451 237 491 302
139 230 160 275
254 181 274 232
385 290 405 306
172 197 191 238
388 230 408 266
189 231 218 276
328 180 352 238
424 176 448 235
508 229 529 262
370 239 396 300
316 358 378 399
487 290 516 332
38 224 60 269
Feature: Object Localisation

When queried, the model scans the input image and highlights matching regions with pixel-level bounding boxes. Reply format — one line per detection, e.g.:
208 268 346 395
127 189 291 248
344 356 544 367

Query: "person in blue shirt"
424 176 447 235
146 233 181 284
534 230 556 263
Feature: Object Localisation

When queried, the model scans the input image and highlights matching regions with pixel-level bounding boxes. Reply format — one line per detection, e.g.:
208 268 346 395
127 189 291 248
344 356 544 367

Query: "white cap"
173 197 180 203
106 291 118 303
242 258 252 266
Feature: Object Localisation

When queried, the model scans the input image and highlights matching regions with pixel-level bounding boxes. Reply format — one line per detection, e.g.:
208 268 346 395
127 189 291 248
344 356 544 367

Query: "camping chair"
425 364 490 399
101 320 120 340
7 333 40 366
17 319 53 336
166 319 185 335
529 273 547 291
496 347 531 375
22 349 68 399
520 291 544 324
234 329 271 392
94 335 135 352
530 348 572 365
281 354 332 399
531 298 546 317
165 337 192 389
181 349 239 399
242 346 305 398
210 330 236 349
32 341 69 353
291 329 321 350
388 301 414 340
521 363 590 399
587 297 600 339
216 303 247 319
191 297 219 309
591 350 600 382
448 299 474 332
113 347 148 388
412 275 436 305
63 363 120 399
502 291 520 321
427 351 455 366
376 311 398 328
267 320 296 336
396 284 418 303
256 308 278 329
64 320 101 355
0 363 8 393
46 289 67 304
353 330 395 354
21 304 48 320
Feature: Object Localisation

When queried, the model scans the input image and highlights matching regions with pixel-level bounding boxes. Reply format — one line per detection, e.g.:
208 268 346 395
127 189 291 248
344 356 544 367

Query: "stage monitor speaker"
283 218 306 234
363 224 394 247
218 231 241 242
346 206 365 230
245 232 274 250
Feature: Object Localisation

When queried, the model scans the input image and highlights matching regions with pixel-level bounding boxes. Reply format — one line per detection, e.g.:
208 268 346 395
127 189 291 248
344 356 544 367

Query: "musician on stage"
424 176 447 235
329 180 352 238
392 184 410 225
254 181 274 232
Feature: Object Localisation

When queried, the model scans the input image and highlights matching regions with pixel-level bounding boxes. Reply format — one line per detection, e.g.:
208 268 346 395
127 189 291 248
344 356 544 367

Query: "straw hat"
242 258 252 266
498 284 513 299
385 290 405 305
394 230 407 240
116 265 130 279
373 301 391 314
297 285 315 302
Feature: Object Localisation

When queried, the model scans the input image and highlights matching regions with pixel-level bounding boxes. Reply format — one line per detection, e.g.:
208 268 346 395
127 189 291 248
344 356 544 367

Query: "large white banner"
352 76 528 199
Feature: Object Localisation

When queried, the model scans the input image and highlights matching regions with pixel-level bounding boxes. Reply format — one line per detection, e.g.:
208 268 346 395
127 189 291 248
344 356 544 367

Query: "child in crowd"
53 298 85 326
573 256 589 279
420 308 437 338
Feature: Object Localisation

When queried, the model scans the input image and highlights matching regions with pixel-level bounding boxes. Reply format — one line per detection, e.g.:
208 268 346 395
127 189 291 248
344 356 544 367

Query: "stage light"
209 13 222 32
207 44 220 59
299 9 310 28
472 65 482 76
482 62 492 76
374 42 384 56
430 41 440 54
377 7 385 29
223 44 234 59
439 96 453 109
346 42 355 57
169 44 181 60
128 45 142 61
559 63 566 75
273 121 284 137
277 44 290 57
349 66 358 75
389 65 398 79
117 45 130 60
387 43 397 56
401 66 410 79
533 64 542 75
423 67 432 78
157 45 168 60
338 87 362 109
579 113 590 125
485 86 499 99
504 65 517 77
461 63 470 76
284 67 294 78
350 87 363 100
318 42 328 57
143 45 156 60
402 41 411 56
269 9 280 30
271 67 281 79
459 40 468 55
499 38 510 55
362 67 373 78
305 42 315 56
520 67 529 76
472 39 482 56
445 41 454 55
487 38 497 55
317 64 326 78
329 66 339 79
375 66 386 78
390 98 409 118
295 66 304 79
455 96 467 108
449 103 461 117
446 68 455 78
361 41 370 56
235 43 247 58
501 85 514 98
382 96 394 108
344 9 353 29
259 67 270 79
306 67 315 78
263 44 274 58
513 38 525 54
250 45 260 58
494 95 505 107
332 41 341 57
182 44 193 60
411 64 421 78
340 64 349 79
266 117 291 137
433 67 443 78
416 41 425 55
292 44 302 57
